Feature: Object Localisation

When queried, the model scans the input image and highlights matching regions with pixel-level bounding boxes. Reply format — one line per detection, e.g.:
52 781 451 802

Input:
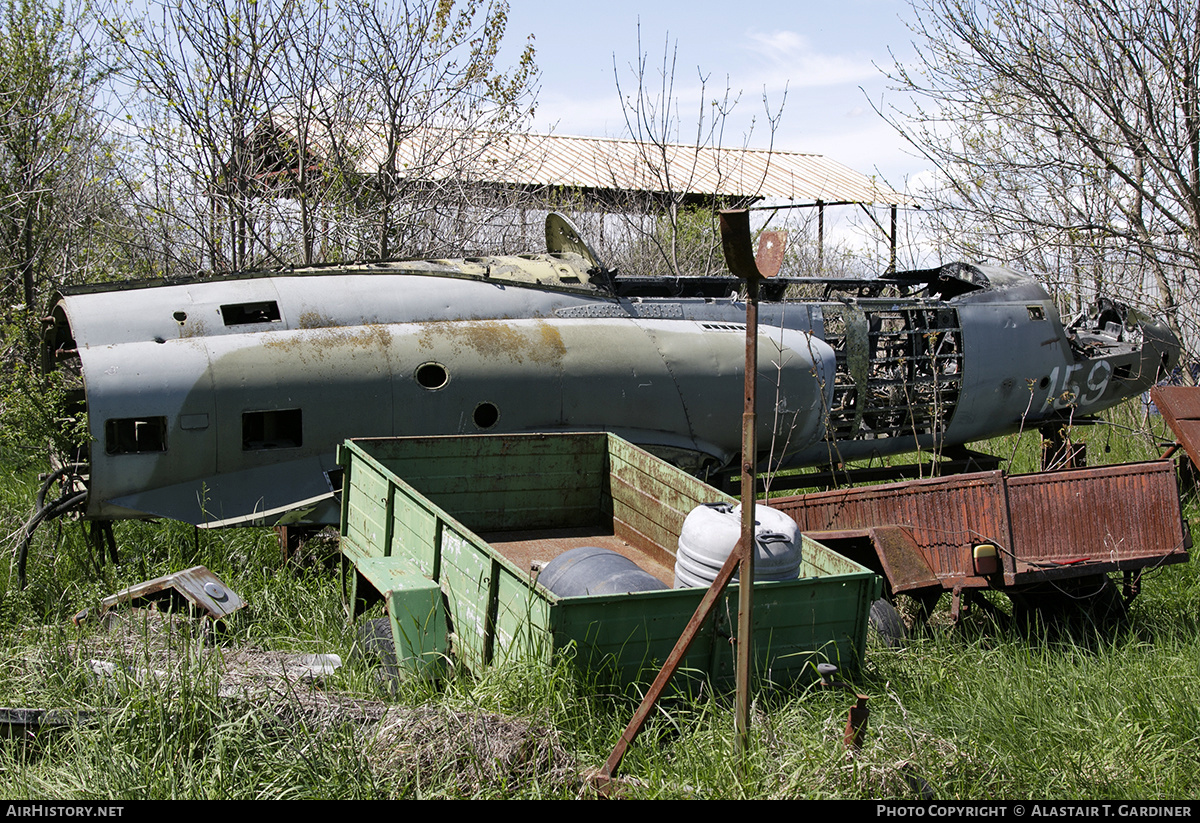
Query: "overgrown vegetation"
0 0 1197 801
0 404 1197 799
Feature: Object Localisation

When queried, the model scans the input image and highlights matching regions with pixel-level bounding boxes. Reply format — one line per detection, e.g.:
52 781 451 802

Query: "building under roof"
251 119 915 268
258 121 911 206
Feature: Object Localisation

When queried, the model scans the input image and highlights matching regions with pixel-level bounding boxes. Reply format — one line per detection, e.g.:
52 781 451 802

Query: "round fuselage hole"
415 362 449 390
473 402 499 429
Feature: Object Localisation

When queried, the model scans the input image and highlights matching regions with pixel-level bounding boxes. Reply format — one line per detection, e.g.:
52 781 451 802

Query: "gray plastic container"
673 502 802 588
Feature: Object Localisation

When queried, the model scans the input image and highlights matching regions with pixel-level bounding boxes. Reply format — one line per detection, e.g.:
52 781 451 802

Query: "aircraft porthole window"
415 362 449 390
173 311 187 323
473 402 499 429
1039 376 1052 390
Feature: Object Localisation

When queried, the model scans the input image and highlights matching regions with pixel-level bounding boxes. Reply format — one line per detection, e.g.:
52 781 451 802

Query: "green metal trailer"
338 432 881 687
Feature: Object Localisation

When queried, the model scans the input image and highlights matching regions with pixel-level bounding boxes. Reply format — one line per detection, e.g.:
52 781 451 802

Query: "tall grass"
0 403 1197 798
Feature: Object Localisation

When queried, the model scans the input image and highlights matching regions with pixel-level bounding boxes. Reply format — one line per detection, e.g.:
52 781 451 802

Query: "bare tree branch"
884 0 1200 356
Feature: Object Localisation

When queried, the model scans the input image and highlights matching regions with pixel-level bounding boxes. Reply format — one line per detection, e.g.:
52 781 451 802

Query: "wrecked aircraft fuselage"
41 224 1180 528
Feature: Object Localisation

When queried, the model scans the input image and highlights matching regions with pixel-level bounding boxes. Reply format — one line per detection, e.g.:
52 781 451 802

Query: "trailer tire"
869 598 907 648
355 617 402 687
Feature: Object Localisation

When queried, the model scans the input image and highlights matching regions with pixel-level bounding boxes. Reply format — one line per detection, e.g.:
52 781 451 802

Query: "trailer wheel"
869 598 907 648
354 617 401 687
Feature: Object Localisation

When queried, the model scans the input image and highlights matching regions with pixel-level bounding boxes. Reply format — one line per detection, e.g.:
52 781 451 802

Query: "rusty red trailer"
770 459 1191 622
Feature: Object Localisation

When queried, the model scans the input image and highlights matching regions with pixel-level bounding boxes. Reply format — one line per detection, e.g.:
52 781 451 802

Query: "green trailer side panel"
351 434 609 533
548 568 879 688
491 566 554 666
609 440 731 549
342 460 392 559
548 588 720 686
438 525 495 671
391 488 439 575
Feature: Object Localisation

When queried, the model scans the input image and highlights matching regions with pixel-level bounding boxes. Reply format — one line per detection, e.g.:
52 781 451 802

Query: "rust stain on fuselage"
179 318 207 338
262 324 393 364
297 310 339 329
416 319 566 366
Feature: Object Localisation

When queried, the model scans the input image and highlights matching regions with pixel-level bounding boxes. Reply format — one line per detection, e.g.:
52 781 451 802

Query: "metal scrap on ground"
97 565 246 621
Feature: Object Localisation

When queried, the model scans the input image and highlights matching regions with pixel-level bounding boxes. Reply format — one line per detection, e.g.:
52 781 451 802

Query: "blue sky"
503 0 927 193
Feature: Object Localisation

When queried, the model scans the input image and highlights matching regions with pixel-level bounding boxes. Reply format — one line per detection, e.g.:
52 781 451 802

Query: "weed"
0 405 1197 798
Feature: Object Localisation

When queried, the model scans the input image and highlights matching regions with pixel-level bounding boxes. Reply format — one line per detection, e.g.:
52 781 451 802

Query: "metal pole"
718 208 774 761
593 539 746 793
736 262 758 759
889 204 897 274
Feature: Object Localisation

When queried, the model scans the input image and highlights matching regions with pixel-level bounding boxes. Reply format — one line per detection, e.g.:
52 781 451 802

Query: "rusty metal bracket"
818 663 870 750
949 582 965 623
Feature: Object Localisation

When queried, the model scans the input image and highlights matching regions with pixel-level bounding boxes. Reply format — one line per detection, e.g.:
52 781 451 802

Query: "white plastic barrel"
673 501 802 588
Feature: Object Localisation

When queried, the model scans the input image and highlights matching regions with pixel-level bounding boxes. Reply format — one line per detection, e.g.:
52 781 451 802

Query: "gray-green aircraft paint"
42 215 1180 528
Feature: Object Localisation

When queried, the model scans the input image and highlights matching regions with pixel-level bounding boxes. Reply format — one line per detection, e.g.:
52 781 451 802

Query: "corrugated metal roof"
272 121 912 206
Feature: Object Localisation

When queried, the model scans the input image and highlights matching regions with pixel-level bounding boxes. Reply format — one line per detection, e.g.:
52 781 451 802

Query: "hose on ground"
35 465 75 511
16 480 88 591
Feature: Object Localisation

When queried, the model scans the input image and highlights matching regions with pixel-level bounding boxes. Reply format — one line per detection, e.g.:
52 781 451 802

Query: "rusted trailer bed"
771 460 1190 618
